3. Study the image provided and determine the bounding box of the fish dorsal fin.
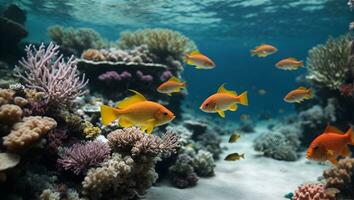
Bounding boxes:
[324,124,344,134]
[116,90,147,109]
[287,57,297,61]
[297,86,307,90]
[190,50,200,55]
[168,76,181,83]
[217,84,237,96]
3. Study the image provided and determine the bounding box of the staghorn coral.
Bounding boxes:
[2,116,57,151]
[48,25,109,56]
[306,34,352,90]
[323,158,354,197]
[82,153,158,199]
[293,183,335,200]
[0,104,23,124]
[168,154,199,188]
[107,127,179,157]
[192,150,215,177]
[14,42,89,107]
[57,140,110,175]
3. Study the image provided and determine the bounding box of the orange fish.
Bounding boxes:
[306,125,354,165]
[200,84,248,118]
[276,58,304,70]
[100,90,175,134]
[157,76,186,96]
[250,44,278,57]
[284,87,313,103]
[184,50,215,69]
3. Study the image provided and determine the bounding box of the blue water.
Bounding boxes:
[2,0,352,119]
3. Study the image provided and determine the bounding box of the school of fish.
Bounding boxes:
[100,43,346,165]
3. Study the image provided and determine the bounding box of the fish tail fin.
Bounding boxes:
[300,61,305,67]
[346,127,354,144]
[181,82,187,88]
[238,91,248,106]
[100,105,120,125]
[183,54,193,65]
[241,153,245,159]
[305,89,314,99]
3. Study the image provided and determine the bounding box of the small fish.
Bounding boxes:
[224,153,245,161]
[250,44,278,57]
[276,58,304,70]
[306,124,354,165]
[240,114,250,121]
[200,84,248,118]
[284,87,313,103]
[100,90,175,134]
[228,133,241,143]
[157,76,186,96]
[258,89,267,96]
[184,50,215,69]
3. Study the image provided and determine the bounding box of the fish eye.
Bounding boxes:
[313,145,319,150]
[205,103,209,107]
[163,112,168,116]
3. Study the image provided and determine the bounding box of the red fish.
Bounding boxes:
[306,125,354,165]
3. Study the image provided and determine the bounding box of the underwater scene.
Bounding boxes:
[0,0,354,199]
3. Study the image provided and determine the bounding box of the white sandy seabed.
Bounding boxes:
[145,124,329,200]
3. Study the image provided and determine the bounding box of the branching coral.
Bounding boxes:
[48,25,109,56]
[14,42,89,106]
[293,183,335,200]
[118,28,197,63]
[57,140,110,175]
[107,127,179,157]
[323,158,354,197]
[2,116,57,151]
[306,34,352,90]
[82,153,158,199]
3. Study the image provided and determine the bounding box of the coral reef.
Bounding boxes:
[48,25,109,56]
[57,140,110,175]
[118,28,197,65]
[306,34,352,90]
[323,158,354,198]
[253,123,301,161]
[293,183,335,200]
[3,116,57,151]
[192,150,215,177]
[168,154,199,188]
[0,152,20,182]
[107,127,179,157]
[15,42,88,107]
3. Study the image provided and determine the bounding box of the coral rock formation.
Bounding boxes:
[293,183,335,200]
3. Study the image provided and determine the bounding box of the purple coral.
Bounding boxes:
[57,140,110,175]
[160,70,173,82]
[98,71,132,81]
[136,70,153,82]
[15,42,88,106]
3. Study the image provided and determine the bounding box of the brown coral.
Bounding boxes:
[2,116,57,151]
[0,89,15,106]
[81,49,105,61]
[323,158,354,196]
[0,104,23,124]
[107,127,179,157]
[14,96,28,107]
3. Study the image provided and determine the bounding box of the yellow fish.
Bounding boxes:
[157,76,186,96]
[100,90,175,134]
[276,58,304,70]
[284,87,313,103]
[228,133,241,143]
[224,153,245,161]
[250,44,278,57]
[200,84,248,118]
[184,50,215,69]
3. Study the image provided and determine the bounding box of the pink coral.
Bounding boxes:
[136,70,153,82]
[14,42,88,106]
[98,71,132,81]
[339,83,354,97]
[160,70,173,82]
[293,183,334,200]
